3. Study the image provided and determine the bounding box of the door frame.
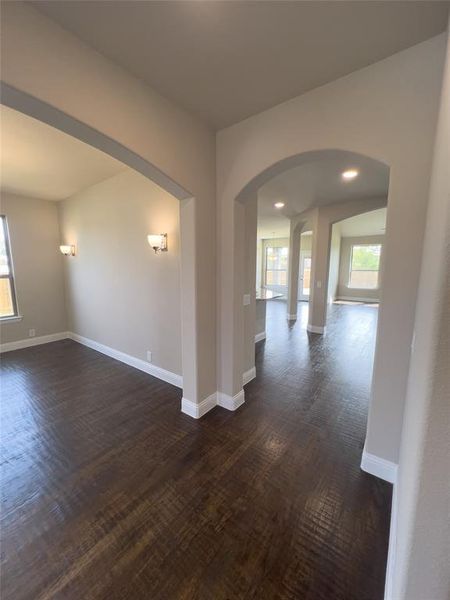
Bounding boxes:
[298,250,312,302]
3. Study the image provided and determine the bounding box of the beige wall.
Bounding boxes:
[256,238,263,290]
[389,24,450,600]
[59,169,182,375]
[0,193,66,343]
[1,2,216,405]
[243,197,257,375]
[217,34,445,463]
[299,233,312,254]
[327,225,341,303]
[337,235,385,302]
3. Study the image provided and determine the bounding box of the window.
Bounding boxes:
[265,246,288,286]
[0,216,18,318]
[349,244,381,289]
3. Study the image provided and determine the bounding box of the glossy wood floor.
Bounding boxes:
[1,301,391,600]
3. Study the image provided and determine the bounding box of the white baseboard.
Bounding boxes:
[243,366,256,385]
[361,447,398,484]
[68,332,183,389]
[384,481,398,600]
[307,324,326,334]
[181,393,217,419]
[254,331,266,343]
[0,331,69,353]
[287,313,297,320]
[336,296,379,303]
[2,330,247,420]
[217,389,245,411]
[182,389,245,418]
[361,445,399,600]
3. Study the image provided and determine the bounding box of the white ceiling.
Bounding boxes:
[257,150,389,238]
[0,105,126,201]
[31,1,449,129]
[338,208,386,237]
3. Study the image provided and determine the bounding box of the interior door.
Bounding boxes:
[298,253,312,301]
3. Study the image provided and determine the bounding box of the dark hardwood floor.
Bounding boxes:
[1,301,391,600]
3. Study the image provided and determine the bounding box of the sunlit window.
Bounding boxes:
[265,246,288,286]
[349,244,381,289]
[0,216,18,318]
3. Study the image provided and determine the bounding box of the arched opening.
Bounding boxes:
[0,83,199,409]
[234,150,390,404]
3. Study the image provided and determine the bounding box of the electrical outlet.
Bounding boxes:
[243,294,251,306]
[146,351,152,363]
[29,329,36,338]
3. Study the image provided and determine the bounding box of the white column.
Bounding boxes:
[308,209,331,334]
[216,193,250,410]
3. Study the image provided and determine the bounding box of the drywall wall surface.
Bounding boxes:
[299,233,312,253]
[243,197,258,374]
[59,169,182,375]
[327,225,341,303]
[0,192,66,342]
[390,23,450,600]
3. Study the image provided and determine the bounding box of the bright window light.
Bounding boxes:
[348,244,381,289]
[0,216,18,318]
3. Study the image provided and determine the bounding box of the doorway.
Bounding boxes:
[298,251,312,301]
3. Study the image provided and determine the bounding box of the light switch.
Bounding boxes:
[243,294,251,306]
[317,281,322,288]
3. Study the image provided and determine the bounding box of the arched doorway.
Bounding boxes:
[222,149,390,409]
[0,82,200,411]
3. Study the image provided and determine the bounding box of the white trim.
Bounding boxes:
[287,314,297,320]
[181,393,217,419]
[0,315,23,323]
[336,296,379,303]
[254,331,266,343]
[384,482,398,600]
[360,447,398,484]
[217,389,245,411]
[243,366,256,385]
[68,332,183,388]
[182,389,246,418]
[307,324,326,334]
[0,331,69,353]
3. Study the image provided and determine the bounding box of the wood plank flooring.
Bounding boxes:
[1,301,391,599]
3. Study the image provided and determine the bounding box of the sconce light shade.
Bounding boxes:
[60,244,75,256]
[147,233,168,253]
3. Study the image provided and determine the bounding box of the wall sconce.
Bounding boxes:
[147,234,168,254]
[60,245,76,256]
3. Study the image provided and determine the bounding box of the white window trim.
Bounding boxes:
[348,243,381,290]
[0,215,20,320]
[0,315,23,323]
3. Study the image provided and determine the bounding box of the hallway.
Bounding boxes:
[1,302,391,600]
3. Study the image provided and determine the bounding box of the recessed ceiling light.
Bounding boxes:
[274,202,285,209]
[342,169,359,180]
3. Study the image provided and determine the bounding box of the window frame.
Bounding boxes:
[0,215,19,320]
[348,242,382,290]
[265,245,289,287]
